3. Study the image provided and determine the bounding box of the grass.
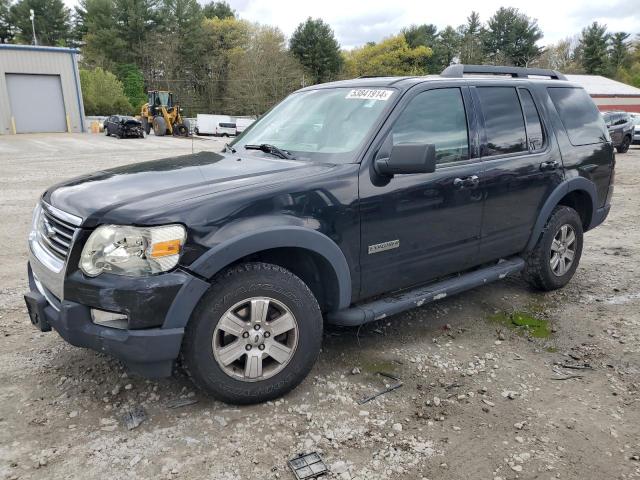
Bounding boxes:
[489,310,552,339]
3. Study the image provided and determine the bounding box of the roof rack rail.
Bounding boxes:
[441,64,567,81]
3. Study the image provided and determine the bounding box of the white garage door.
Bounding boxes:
[6,74,67,133]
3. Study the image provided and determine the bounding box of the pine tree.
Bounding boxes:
[289,17,342,84]
[202,0,233,19]
[9,0,71,46]
[483,7,542,66]
[459,11,484,64]
[579,22,610,75]
[0,0,12,43]
[609,32,631,72]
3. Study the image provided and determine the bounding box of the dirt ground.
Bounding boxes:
[0,133,638,480]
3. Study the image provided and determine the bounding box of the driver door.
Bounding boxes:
[358,86,485,299]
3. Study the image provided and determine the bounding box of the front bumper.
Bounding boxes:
[24,287,183,377]
[26,260,209,377]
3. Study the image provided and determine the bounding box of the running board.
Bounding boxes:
[328,257,525,326]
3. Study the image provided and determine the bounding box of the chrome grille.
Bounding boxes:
[37,203,79,261]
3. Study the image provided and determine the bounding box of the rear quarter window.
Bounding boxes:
[547,87,607,146]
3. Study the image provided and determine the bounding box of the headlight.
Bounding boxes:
[79,224,186,277]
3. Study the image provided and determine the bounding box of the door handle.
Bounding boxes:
[540,160,559,171]
[453,175,480,189]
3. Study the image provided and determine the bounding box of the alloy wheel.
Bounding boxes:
[550,224,576,276]
[212,297,299,382]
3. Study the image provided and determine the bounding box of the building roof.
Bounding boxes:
[565,74,640,97]
[0,44,79,54]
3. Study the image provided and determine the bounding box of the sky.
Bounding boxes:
[64,0,640,50]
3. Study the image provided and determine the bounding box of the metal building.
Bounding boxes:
[0,44,85,135]
[565,74,640,113]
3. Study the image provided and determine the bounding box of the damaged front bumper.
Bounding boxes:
[25,264,186,377]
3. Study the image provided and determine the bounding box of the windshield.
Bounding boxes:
[633,116,640,126]
[231,87,396,162]
[158,92,170,106]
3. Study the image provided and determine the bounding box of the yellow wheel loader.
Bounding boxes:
[140,90,190,137]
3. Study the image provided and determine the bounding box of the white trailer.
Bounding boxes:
[195,114,236,136]
[235,117,255,134]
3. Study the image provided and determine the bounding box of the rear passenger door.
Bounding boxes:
[472,85,563,263]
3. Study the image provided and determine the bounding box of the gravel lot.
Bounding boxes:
[0,134,638,480]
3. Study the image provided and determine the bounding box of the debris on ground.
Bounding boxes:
[167,398,199,409]
[357,372,403,405]
[287,452,329,479]
[121,405,147,430]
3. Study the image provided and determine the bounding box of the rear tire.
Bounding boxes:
[181,262,323,404]
[104,126,109,136]
[523,205,583,291]
[152,116,166,136]
[616,136,631,153]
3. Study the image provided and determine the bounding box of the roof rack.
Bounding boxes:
[441,64,567,81]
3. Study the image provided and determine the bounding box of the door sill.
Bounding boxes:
[327,256,525,326]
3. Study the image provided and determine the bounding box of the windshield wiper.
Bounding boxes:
[244,143,295,160]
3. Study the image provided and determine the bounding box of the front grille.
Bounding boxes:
[37,204,79,261]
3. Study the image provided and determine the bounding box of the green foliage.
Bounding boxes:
[609,32,631,72]
[579,22,610,75]
[458,12,484,64]
[80,67,133,115]
[290,17,342,84]
[483,7,542,66]
[115,63,147,110]
[0,0,13,43]
[226,24,304,115]
[202,0,233,19]
[343,35,432,77]
[401,23,437,50]
[9,0,71,46]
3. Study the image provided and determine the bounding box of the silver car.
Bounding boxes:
[632,114,640,145]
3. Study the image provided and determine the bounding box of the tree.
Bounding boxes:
[609,32,631,73]
[483,7,542,66]
[289,17,342,84]
[402,23,437,50]
[0,0,13,43]
[76,0,122,68]
[458,11,484,64]
[434,26,461,70]
[342,35,432,77]
[9,0,71,46]
[534,37,581,73]
[199,17,250,112]
[80,67,132,115]
[227,24,304,115]
[579,22,609,75]
[202,0,233,19]
[115,63,147,110]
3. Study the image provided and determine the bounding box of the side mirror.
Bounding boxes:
[374,143,436,176]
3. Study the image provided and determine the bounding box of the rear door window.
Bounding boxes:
[548,87,606,146]
[477,87,527,156]
[518,88,545,152]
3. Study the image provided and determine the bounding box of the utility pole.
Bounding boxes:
[29,9,37,45]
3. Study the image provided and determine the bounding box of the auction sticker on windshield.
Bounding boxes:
[346,89,394,101]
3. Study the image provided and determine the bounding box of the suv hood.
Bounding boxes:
[44,151,329,225]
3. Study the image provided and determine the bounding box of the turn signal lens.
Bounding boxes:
[151,239,182,258]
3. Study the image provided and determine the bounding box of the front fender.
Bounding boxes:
[525,177,598,251]
[190,226,352,307]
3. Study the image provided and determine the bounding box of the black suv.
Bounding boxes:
[602,111,634,153]
[25,65,614,404]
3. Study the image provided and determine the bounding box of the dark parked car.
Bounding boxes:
[25,65,614,404]
[602,111,634,153]
[104,115,145,138]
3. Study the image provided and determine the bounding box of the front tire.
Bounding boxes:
[181,262,323,404]
[152,116,166,136]
[523,205,583,291]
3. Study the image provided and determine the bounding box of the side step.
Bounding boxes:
[328,256,525,326]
